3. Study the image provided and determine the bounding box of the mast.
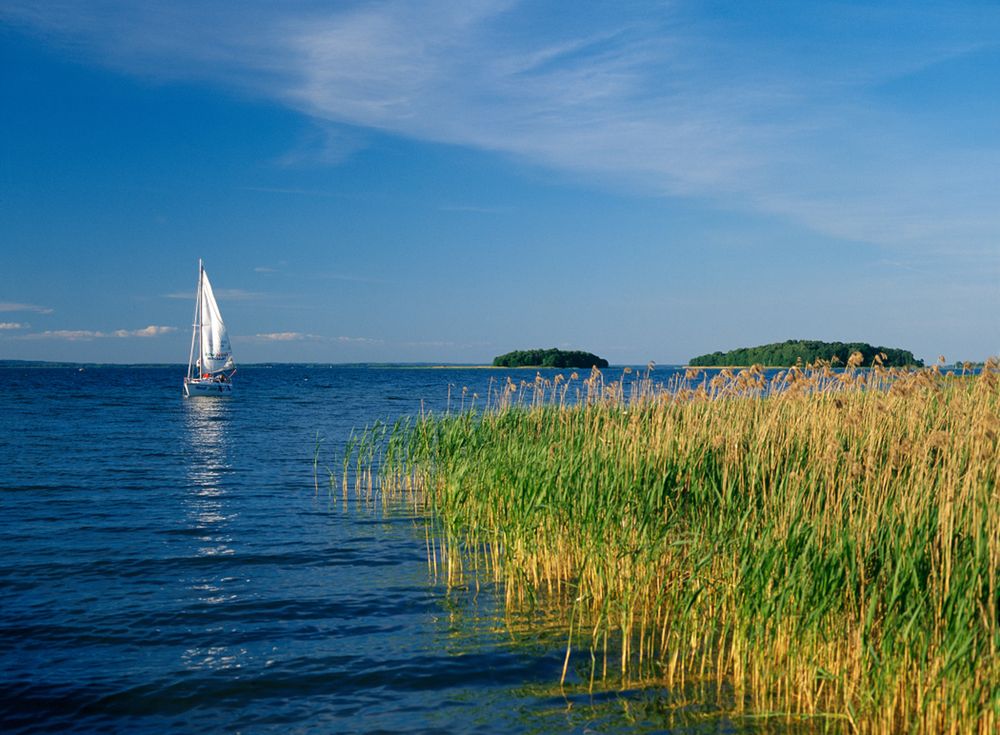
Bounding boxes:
[186,259,203,381]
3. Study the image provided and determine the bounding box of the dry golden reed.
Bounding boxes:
[353,359,999,733]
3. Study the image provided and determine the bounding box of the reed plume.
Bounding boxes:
[357,360,999,733]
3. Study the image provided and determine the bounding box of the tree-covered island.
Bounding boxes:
[493,348,609,369]
[689,340,923,368]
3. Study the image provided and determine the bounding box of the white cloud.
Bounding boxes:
[0,302,54,314]
[113,325,177,337]
[20,325,176,340]
[253,331,312,341]
[165,288,265,300]
[3,1,999,253]
[252,260,288,273]
[0,322,28,330]
[245,332,382,343]
[272,123,367,167]
[215,288,265,301]
[25,330,106,340]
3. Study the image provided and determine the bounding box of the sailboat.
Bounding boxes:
[183,260,236,397]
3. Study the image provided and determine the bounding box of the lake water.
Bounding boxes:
[1,365,762,734]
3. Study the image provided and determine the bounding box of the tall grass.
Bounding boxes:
[354,359,999,733]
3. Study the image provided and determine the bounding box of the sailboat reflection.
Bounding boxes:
[182,398,246,671]
[184,397,235,557]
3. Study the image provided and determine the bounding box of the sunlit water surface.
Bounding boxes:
[1,366,791,734]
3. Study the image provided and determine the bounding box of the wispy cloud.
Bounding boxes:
[23,330,105,341]
[0,322,28,330]
[164,288,266,301]
[336,335,381,344]
[253,260,287,274]
[252,331,315,342]
[216,288,266,301]
[0,301,54,314]
[3,1,999,252]
[243,332,382,344]
[272,124,367,167]
[114,325,177,337]
[19,325,177,340]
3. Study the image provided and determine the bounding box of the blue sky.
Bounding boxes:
[2,1,998,365]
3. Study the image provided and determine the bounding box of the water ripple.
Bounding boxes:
[0,365,698,735]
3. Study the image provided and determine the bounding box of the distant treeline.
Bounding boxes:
[493,348,609,369]
[689,340,924,368]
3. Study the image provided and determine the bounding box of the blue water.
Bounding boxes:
[1,365,764,734]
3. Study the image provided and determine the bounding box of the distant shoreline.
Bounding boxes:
[1,360,963,371]
[0,360,632,370]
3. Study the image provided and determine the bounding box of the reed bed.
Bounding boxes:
[347,359,999,733]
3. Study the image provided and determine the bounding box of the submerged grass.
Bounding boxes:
[348,359,999,733]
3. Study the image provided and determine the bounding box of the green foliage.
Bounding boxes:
[365,364,1000,732]
[689,339,923,367]
[493,348,609,369]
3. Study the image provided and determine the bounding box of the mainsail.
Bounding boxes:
[199,270,233,373]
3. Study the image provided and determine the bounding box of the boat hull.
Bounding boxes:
[183,379,234,397]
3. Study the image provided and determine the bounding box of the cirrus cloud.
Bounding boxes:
[253,331,313,341]
[245,332,382,344]
[164,288,266,301]
[2,0,999,259]
[114,325,178,337]
[24,330,106,341]
[0,301,54,314]
[19,325,177,340]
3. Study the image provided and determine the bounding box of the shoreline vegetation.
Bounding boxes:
[493,348,609,369]
[690,340,924,368]
[2,360,598,370]
[338,357,999,733]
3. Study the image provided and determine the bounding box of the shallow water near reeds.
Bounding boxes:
[1,365,810,734]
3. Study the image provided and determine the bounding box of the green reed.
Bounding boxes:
[348,359,999,733]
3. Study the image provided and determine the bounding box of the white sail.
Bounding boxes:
[198,270,234,374]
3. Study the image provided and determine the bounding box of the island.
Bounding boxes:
[689,340,923,368]
[493,348,609,369]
